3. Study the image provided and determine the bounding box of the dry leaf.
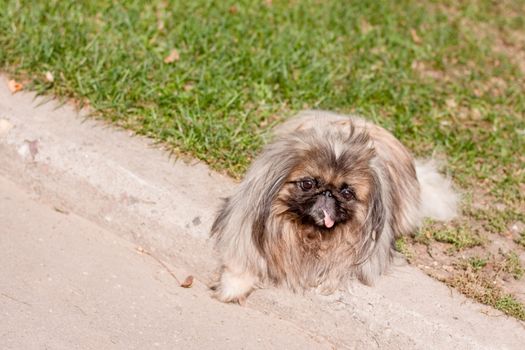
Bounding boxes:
[410,29,422,44]
[360,19,373,35]
[180,275,194,288]
[53,206,69,215]
[27,140,39,159]
[7,79,23,93]
[471,108,482,120]
[445,98,457,109]
[164,49,180,63]
[45,71,54,82]
[183,83,194,91]
[229,5,238,14]
[157,19,165,31]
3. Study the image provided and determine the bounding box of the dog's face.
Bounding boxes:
[273,140,377,235]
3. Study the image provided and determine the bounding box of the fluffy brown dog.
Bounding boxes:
[211,110,458,303]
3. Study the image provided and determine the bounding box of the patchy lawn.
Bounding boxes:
[1,0,523,320]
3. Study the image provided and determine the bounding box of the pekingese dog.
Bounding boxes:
[211,110,458,304]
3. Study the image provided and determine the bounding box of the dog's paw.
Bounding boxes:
[210,268,256,305]
[212,288,248,306]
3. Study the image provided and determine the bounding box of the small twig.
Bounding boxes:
[136,246,181,285]
[74,304,87,316]
[480,309,505,318]
[1,292,32,307]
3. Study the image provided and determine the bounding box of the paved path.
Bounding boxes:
[0,175,328,349]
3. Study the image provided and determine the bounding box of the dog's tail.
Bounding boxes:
[415,159,459,222]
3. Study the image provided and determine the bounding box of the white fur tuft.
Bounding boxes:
[416,160,459,221]
[213,268,256,304]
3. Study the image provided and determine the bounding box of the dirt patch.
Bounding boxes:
[442,1,525,75]
[492,30,525,75]
[400,193,525,320]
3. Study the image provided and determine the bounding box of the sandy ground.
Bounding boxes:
[1,75,524,349]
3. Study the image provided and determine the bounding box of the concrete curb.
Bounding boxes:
[1,76,523,349]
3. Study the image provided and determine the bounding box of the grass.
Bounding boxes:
[517,233,525,248]
[415,220,485,251]
[448,271,525,321]
[0,0,524,319]
[495,296,525,321]
[1,1,523,185]
[432,225,484,251]
[447,251,525,321]
[468,256,488,271]
[467,207,525,236]
[503,251,524,280]
[394,236,413,261]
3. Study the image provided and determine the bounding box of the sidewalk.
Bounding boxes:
[1,76,524,349]
[0,175,329,349]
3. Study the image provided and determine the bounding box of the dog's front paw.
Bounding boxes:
[211,268,256,305]
[212,288,248,306]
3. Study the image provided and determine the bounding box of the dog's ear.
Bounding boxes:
[248,138,300,253]
[355,166,387,285]
[365,170,386,242]
[210,134,300,261]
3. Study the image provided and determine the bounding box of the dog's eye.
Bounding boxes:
[299,179,314,191]
[340,187,356,200]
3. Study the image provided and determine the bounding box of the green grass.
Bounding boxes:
[394,236,414,260]
[468,256,488,271]
[517,233,525,248]
[467,207,525,236]
[1,0,523,190]
[1,0,524,319]
[433,225,484,251]
[495,296,525,321]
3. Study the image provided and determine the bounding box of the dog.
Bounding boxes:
[211,110,458,303]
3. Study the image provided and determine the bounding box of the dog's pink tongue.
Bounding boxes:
[322,209,334,228]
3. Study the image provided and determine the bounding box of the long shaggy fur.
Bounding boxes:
[211,110,458,303]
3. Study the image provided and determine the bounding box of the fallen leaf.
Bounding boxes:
[164,49,180,63]
[445,98,457,109]
[180,275,194,288]
[410,28,422,44]
[360,19,373,34]
[411,60,422,70]
[471,108,482,120]
[53,206,69,215]
[157,19,165,31]
[229,5,238,14]
[183,83,194,91]
[45,71,54,82]
[7,79,23,93]
[26,139,39,159]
